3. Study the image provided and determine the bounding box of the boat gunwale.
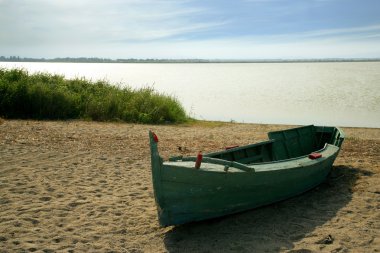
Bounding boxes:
[169,126,345,167]
[164,143,339,173]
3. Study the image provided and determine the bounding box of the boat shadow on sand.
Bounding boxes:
[164,165,371,252]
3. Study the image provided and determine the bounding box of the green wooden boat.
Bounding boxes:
[149,125,344,227]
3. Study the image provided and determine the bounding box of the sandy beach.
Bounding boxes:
[0,119,379,252]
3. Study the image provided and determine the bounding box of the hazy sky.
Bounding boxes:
[1,0,380,59]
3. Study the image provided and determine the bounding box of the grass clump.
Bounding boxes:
[0,68,188,124]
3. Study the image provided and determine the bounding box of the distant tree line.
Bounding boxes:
[1,56,379,63]
[0,56,212,63]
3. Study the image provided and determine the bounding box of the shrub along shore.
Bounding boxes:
[0,68,188,124]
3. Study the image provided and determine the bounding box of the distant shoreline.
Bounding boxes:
[1,56,380,64]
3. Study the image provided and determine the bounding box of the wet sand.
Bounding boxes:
[0,120,379,252]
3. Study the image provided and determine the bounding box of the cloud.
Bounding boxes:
[0,0,227,46]
[232,24,380,46]
[297,24,380,38]
[1,0,379,59]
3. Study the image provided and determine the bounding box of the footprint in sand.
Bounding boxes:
[56,193,65,198]
[13,221,22,227]
[0,198,11,204]
[53,237,62,243]
[23,218,39,225]
[39,196,52,201]
[46,187,55,192]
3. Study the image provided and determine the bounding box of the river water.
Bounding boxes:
[1,61,379,128]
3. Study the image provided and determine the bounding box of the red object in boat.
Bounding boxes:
[152,132,159,143]
[309,152,322,159]
[195,152,203,169]
[225,145,239,150]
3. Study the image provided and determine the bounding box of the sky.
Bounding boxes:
[1,0,380,59]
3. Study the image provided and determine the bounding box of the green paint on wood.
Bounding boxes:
[149,125,345,227]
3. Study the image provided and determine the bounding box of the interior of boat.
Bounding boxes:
[204,125,344,164]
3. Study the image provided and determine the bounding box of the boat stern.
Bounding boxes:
[148,131,170,226]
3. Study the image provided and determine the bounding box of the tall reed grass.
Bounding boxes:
[0,68,188,123]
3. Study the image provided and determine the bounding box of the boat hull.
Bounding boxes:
[158,147,339,226]
[149,126,344,227]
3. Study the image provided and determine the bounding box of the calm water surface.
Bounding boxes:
[2,62,379,128]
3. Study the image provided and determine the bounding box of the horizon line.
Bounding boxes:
[1,56,380,63]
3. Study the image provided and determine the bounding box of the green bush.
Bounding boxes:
[0,68,188,124]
